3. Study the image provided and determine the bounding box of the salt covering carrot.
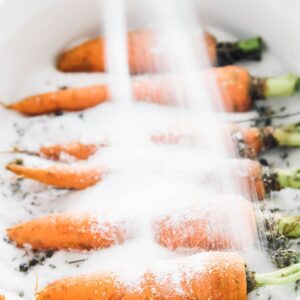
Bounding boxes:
[36,252,247,300]
[206,159,300,200]
[234,159,266,200]
[154,196,257,250]
[154,199,300,264]
[57,29,263,73]
[151,122,300,158]
[36,252,300,300]
[130,66,252,110]
[231,123,300,158]
[5,156,296,197]
[7,213,128,251]
[133,67,300,112]
[6,164,102,190]
[239,159,300,196]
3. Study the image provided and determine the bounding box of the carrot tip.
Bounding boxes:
[0,175,24,181]
[0,101,9,109]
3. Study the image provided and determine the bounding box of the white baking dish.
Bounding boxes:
[0,0,300,299]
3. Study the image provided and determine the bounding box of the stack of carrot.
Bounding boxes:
[3,28,300,300]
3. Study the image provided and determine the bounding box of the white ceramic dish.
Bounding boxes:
[1,0,300,299]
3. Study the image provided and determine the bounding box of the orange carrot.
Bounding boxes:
[7,213,128,251]
[39,142,100,160]
[57,29,263,73]
[57,31,215,73]
[36,252,247,300]
[209,158,300,200]
[206,66,252,111]
[133,66,256,111]
[129,66,251,111]
[36,251,300,300]
[7,66,298,115]
[58,38,106,72]
[230,125,275,158]
[151,124,279,159]
[229,159,266,200]
[6,85,109,116]
[154,197,257,251]
[6,142,105,161]
[6,164,102,190]
[133,67,300,112]
[4,66,250,114]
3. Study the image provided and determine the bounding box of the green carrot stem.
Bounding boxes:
[272,123,300,147]
[254,262,300,287]
[216,36,263,66]
[236,37,263,54]
[277,215,300,238]
[275,167,300,189]
[265,74,300,98]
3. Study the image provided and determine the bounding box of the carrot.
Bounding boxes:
[155,196,257,251]
[58,38,106,72]
[128,66,252,110]
[230,123,300,158]
[39,142,99,160]
[230,125,276,158]
[133,67,300,112]
[233,159,266,200]
[152,122,300,158]
[7,213,128,251]
[21,142,100,161]
[6,85,109,116]
[238,159,300,198]
[3,141,106,161]
[6,164,102,189]
[36,252,247,300]
[57,29,263,73]
[154,199,300,268]
[36,252,300,300]
[6,66,299,115]
[5,156,295,197]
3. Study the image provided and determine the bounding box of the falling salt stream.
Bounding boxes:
[97,0,263,294]
[0,0,298,299]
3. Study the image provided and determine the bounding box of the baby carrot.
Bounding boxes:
[232,122,300,158]
[6,164,102,189]
[207,67,300,112]
[228,159,300,200]
[6,66,299,115]
[151,122,300,159]
[36,252,300,300]
[154,198,300,255]
[39,142,99,160]
[6,85,109,116]
[57,29,263,73]
[7,142,102,161]
[155,196,257,251]
[7,213,128,251]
